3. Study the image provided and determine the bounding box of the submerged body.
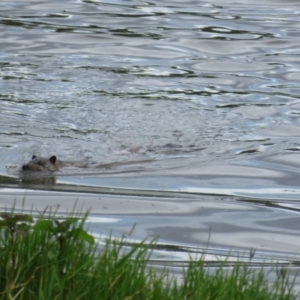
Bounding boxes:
[21,154,154,173]
[21,144,201,173]
[22,155,66,172]
[21,154,131,173]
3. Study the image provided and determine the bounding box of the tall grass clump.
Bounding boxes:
[177,258,296,300]
[0,207,297,300]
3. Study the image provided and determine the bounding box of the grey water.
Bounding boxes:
[2,0,300,286]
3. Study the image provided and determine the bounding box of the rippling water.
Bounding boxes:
[1,0,300,286]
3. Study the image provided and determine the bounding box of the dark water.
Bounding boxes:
[2,0,300,286]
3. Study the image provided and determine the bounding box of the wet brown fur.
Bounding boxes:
[22,155,65,172]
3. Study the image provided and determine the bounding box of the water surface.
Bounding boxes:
[1,0,300,286]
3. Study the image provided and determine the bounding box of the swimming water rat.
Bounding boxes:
[21,154,140,173]
[21,145,197,173]
[22,155,65,172]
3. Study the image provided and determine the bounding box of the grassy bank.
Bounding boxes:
[0,208,297,300]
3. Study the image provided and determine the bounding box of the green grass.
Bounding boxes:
[0,207,297,300]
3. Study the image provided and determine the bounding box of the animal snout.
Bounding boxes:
[22,164,29,171]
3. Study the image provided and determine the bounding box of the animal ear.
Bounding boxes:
[32,155,36,159]
[49,156,57,165]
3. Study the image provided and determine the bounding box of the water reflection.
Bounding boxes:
[1,188,300,264]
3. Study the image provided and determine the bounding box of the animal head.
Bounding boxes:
[22,155,59,172]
